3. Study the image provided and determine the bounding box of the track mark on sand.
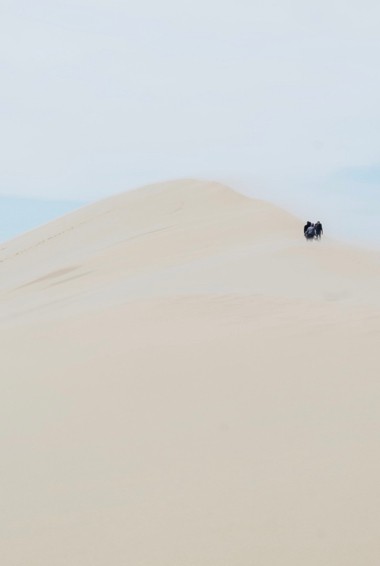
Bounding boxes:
[16,266,81,290]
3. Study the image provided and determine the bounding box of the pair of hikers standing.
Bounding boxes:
[304,221,323,240]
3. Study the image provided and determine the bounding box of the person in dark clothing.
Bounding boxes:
[304,221,311,235]
[315,221,323,239]
[305,224,316,240]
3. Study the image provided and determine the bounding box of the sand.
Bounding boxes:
[1,179,380,565]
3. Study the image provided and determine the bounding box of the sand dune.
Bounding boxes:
[1,179,380,565]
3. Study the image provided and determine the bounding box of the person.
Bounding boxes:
[305,223,316,240]
[304,221,311,235]
[315,221,323,239]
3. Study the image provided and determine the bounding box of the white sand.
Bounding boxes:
[1,179,380,565]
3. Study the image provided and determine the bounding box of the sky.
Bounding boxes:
[1,1,380,245]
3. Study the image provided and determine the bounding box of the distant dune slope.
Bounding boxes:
[1,179,380,324]
[1,180,380,565]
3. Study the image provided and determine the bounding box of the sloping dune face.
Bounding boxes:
[1,179,380,565]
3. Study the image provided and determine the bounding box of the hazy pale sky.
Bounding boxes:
[1,1,380,243]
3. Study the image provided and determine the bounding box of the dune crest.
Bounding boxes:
[1,179,380,565]
[1,179,379,323]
